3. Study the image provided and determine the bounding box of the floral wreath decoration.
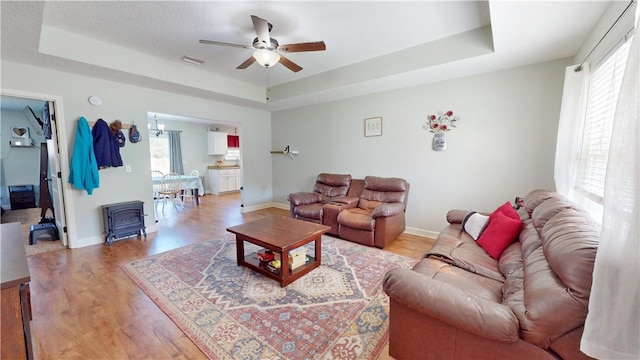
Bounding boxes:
[423,110,460,133]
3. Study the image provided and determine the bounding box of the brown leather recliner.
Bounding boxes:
[337,176,409,248]
[288,173,353,226]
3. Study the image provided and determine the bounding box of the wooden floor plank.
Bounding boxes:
[27,192,435,359]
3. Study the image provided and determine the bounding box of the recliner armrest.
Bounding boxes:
[371,203,405,218]
[383,267,519,343]
[446,209,470,224]
[329,196,359,206]
[288,192,321,206]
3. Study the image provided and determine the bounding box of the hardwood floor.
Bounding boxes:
[27,193,435,359]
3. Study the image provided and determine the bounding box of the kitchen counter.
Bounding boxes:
[207,165,240,170]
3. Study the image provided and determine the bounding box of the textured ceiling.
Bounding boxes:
[1,1,611,112]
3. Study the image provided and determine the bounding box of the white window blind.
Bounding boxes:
[575,39,631,221]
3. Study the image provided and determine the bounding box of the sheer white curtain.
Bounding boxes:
[580,13,640,359]
[554,63,590,197]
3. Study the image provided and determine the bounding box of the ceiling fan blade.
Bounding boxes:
[251,15,271,48]
[236,56,256,69]
[200,39,253,50]
[279,55,303,72]
[278,41,326,53]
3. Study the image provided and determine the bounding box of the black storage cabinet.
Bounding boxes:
[8,185,36,210]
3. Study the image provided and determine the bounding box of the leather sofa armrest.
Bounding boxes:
[446,209,469,224]
[383,267,519,343]
[288,192,321,206]
[329,196,359,206]
[371,203,405,218]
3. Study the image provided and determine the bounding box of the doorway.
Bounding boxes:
[146,111,244,211]
[0,91,69,247]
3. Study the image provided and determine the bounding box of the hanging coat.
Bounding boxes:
[92,118,123,168]
[68,116,100,194]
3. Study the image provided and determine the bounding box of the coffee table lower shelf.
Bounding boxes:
[226,216,330,287]
[243,251,318,285]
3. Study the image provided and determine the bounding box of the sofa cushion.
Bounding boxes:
[507,196,599,349]
[541,208,599,300]
[477,211,522,259]
[426,224,505,282]
[412,258,504,303]
[523,190,564,216]
[312,173,351,200]
[358,176,408,210]
[462,211,489,240]
[337,208,375,231]
[493,201,520,220]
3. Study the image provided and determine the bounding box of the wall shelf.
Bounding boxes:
[271,146,299,159]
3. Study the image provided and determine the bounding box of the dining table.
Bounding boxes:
[152,175,205,206]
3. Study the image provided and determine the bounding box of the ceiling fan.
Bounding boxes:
[199,15,326,73]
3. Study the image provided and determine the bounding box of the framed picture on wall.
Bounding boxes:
[364,117,382,137]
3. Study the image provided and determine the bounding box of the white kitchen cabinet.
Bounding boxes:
[208,168,241,194]
[207,132,228,155]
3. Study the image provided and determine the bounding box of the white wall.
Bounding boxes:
[1,61,272,248]
[0,108,46,207]
[271,58,571,236]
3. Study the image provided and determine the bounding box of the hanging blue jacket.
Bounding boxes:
[92,118,123,168]
[68,117,100,194]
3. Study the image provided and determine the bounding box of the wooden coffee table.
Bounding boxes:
[227,216,330,287]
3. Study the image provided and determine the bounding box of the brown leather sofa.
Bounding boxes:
[383,189,600,359]
[288,174,408,247]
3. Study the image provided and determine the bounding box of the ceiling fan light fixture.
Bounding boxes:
[253,49,280,68]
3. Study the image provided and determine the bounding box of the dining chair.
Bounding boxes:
[157,173,183,212]
[181,170,200,203]
[151,170,164,207]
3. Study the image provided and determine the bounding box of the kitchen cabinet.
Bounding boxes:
[208,132,228,155]
[208,168,241,194]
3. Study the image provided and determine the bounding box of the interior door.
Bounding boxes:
[45,101,68,246]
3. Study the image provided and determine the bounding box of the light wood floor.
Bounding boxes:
[27,193,435,359]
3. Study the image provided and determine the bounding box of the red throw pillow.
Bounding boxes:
[477,211,522,259]
[492,201,520,220]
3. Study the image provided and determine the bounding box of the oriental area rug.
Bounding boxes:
[121,234,417,360]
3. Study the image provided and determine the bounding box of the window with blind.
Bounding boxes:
[575,39,631,222]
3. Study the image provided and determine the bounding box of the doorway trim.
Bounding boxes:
[1,88,76,247]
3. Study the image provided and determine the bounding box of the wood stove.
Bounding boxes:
[101,201,146,245]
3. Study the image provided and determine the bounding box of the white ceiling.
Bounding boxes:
[1,1,611,112]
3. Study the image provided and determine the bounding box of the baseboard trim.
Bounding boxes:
[242,202,288,213]
[70,224,158,249]
[404,227,439,239]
